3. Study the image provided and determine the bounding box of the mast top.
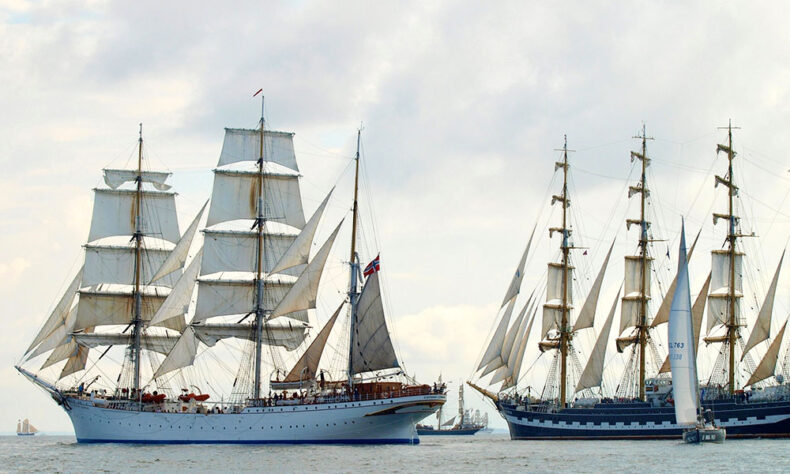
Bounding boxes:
[633,123,654,143]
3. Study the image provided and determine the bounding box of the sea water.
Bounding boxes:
[0,432,787,473]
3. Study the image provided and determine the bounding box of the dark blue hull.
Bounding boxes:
[499,399,790,440]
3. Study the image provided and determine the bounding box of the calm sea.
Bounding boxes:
[0,432,788,473]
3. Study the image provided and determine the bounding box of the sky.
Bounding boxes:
[2,0,790,433]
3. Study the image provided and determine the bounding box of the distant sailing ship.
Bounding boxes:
[417,383,486,435]
[470,124,790,439]
[16,101,445,444]
[16,419,38,436]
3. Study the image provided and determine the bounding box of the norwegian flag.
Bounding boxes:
[363,254,380,277]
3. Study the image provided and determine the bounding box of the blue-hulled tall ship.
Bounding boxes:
[469,124,790,439]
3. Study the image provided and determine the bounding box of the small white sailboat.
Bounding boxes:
[16,419,38,436]
[668,222,725,444]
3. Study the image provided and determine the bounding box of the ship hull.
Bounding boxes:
[499,400,790,440]
[416,427,482,436]
[65,394,444,444]
[16,433,35,436]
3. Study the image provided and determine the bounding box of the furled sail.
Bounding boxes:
[350,271,399,375]
[270,220,343,318]
[281,302,344,383]
[575,288,621,393]
[150,201,207,283]
[668,226,699,427]
[270,188,334,275]
[651,228,701,328]
[501,225,536,307]
[620,255,652,333]
[477,298,516,371]
[745,320,788,387]
[707,249,743,331]
[573,240,615,331]
[742,251,784,358]
[25,267,83,355]
[103,169,172,191]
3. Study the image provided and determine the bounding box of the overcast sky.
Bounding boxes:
[2,0,790,433]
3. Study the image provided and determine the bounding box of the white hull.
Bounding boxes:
[64,394,444,444]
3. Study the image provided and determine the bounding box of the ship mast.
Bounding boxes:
[557,135,571,408]
[131,123,144,394]
[347,128,362,389]
[635,125,653,401]
[722,121,739,394]
[253,96,266,399]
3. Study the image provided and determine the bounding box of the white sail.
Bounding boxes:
[72,333,178,355]
[205,168,305,229]
[502,306,537,390]
[543,262,573,338]
[668,225,699,427]
[150,201,207,283]
[83,240,177,288]
[281,302,344,382]
[573,240,615,331]
[707,249,743,331]
[442,416,456,427]
[575,288,621,393]
[477,298,516,371]
[350,271,399,375]
[193,319,307,348]
[26,267,83,355]
[270,188,334,275]
[201,227,300,277]
[87,188,180,244]
[659,273,711,374]
[217,128,299,171]
[745,320,788,387]
[489,297,535,384]
[650,229,701,328]
[742,251,784,358]
[270,220,343,319]
[153,326,199,379]
[501,225,536,307]
[27,306,77,359]
[620,255,652,333]
[482,293,532,378]
[60,344,89,379]
[193,275,303,322]
[149,250,203,327]
[103,168,172,191]
[73,286,174,330]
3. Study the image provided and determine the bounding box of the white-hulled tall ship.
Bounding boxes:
[470,124,790,439]
[16,101,445,444]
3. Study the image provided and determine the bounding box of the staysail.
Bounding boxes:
[668,224,699,427]
[575,288,621,393]
[350,271,399,374]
